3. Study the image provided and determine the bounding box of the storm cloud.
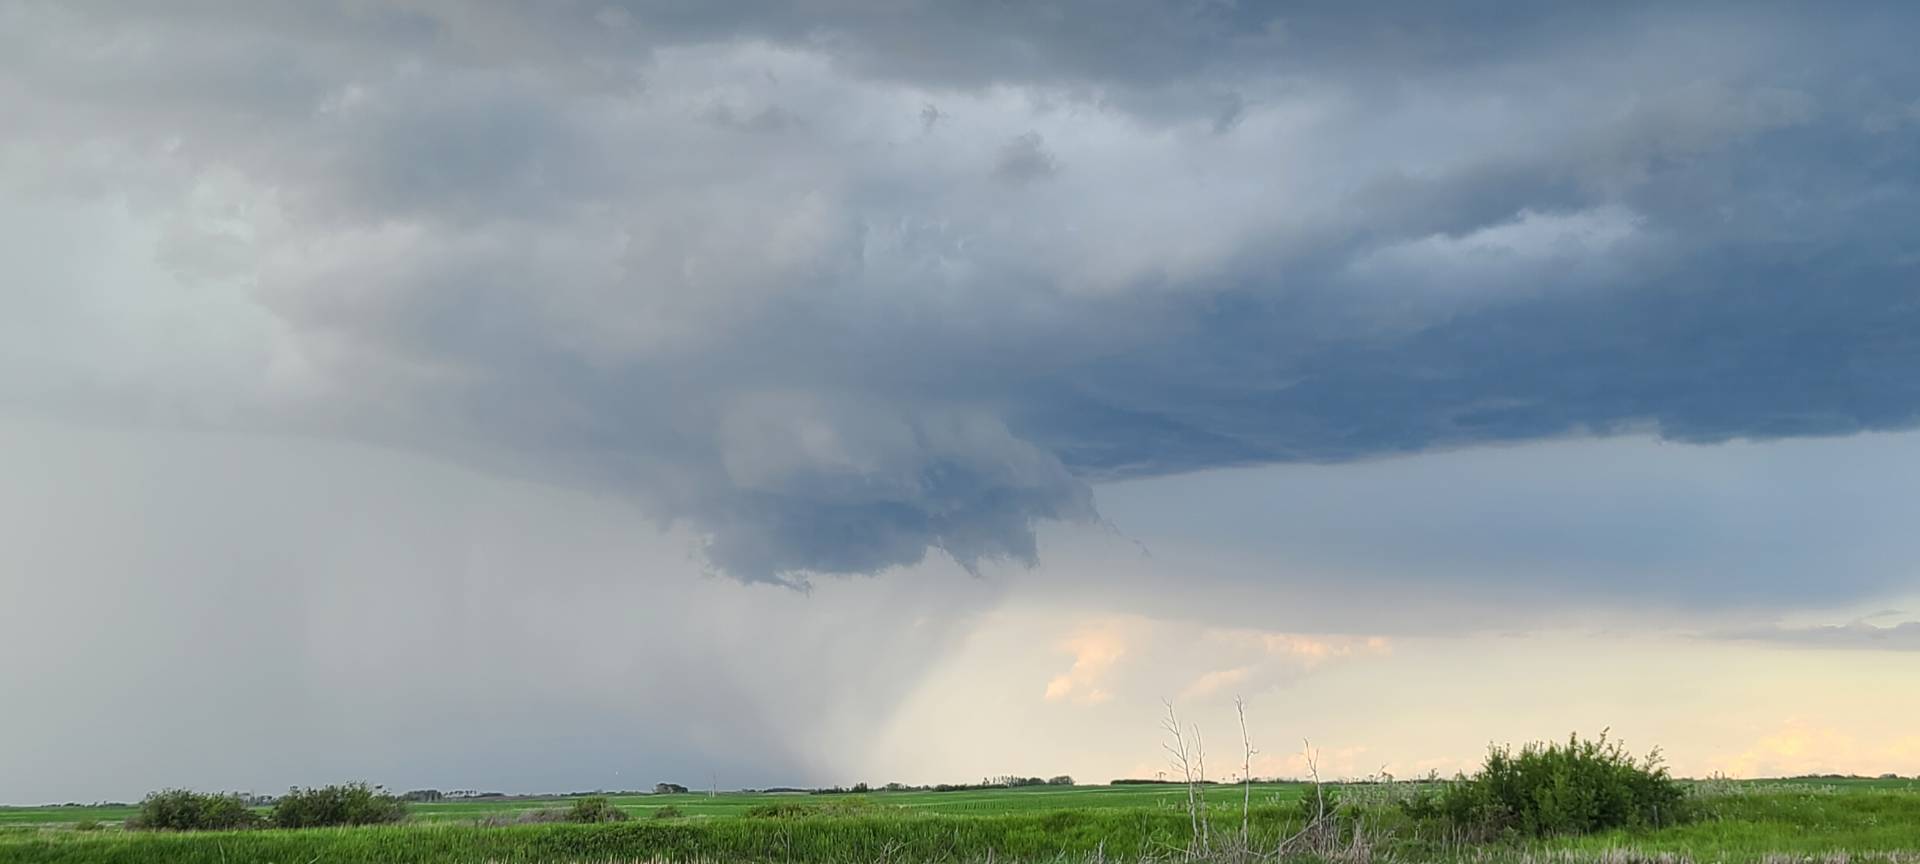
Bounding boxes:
[5,2,1920,583]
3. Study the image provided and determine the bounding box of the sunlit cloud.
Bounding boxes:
[1044,620,1132,705]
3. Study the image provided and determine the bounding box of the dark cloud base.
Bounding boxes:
[6,1,1920,584]
[1026,255,1920,478]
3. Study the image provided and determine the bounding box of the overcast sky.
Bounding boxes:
[5,1,1920,804]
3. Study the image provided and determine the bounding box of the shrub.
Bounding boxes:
[1393,783,1445,821]
[127,789,263,831]
[478,808,567,827]
[271,783,407,829]
[1435,732,1686,838]
[71,820,103,832]
[744,800,822,819]
[653,805,685,819]
[565,796,630,823]
[1298,782,1342,822]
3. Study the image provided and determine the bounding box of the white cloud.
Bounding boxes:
[1349,205,1648,299]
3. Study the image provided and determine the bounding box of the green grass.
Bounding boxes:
[401,783,1312,822]
[1546,788,1920,857]
[0,806,140,828]
[0,784,1312,827]
[0,806,1289,863]
[1,780,1915,863]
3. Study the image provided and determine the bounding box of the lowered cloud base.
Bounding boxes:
[6,2,1920,582]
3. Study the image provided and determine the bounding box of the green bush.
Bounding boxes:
[71,820,103,832]
[477,808,566,827]
[272,783,408,829]
[126,789,263,831]
[652,805,685,819]
[1297,781,1341,822]
[565,796,629,823]
[1435,732,1686,837]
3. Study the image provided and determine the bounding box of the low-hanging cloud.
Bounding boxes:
[1711,619,1920,652]
[5,2,1920,583]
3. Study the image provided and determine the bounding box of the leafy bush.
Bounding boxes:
[478,808,566,827]
[1435,732,1686,837]
[565,796,629,823]
[1297,782,1342,822]
[271,783,407,829]
[71,820,103,832]
[1392,783,1445,821]
[653,805,685,819]
[127,789,263,831]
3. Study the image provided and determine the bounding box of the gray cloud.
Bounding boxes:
[1710,620,1920,651]
[5,2,1920,587]
[992,132,1058,184]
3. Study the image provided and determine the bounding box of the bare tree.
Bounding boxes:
[1161,700,1209,854]
[1280,738,1337,858]
[1236,696,1257,848]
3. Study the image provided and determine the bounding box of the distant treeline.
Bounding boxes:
[806,776,1075,794]
[17,801,133,809]
[1787,773,1909,781]
[393,776,1083,803]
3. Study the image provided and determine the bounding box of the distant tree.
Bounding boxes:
[1047,775,1075,786]
[991,776,1047,787]
[654,782,689,794]
[401,789,444,803]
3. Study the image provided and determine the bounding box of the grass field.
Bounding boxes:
[2,779,1917,863]
[0,782,1315,827]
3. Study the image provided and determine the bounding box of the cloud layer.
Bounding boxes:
[1714,619,1920,651]
[6,2,1920,582]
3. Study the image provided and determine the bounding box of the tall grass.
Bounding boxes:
[0,807,1291,864]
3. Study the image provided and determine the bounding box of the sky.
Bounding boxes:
[3,1,1920,804]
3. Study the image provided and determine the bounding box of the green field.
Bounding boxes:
[0,783,1312,827]
[2,779,1917,863]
